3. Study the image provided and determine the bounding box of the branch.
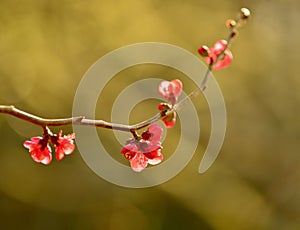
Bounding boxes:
[0,8,250,134]
[0,105,161,132]
[0,105,83,127]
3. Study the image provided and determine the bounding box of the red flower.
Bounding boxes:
[54,130,76,161]
[121,124,163,172]
[198,40,233,70]
[158,79,182,105]
[23,137,52,165]
[23,129,76,165]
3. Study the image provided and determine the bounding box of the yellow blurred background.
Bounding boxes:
[1,0,300,229]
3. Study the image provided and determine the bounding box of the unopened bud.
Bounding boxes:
[240,8,251,19]
[198,45,209,57]
[226,19,237,28]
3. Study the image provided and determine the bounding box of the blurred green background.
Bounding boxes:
[1,0,300,229]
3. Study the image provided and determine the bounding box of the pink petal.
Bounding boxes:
[23,141,33,149]
[23,137,42,149]
[158,81,172,99]
[40,146,52,165]
[148,124,163,142]
[158,79,183,100]
[170,79,182,97]
[30,144,52,165]
[41,157,51,165]
[55,143,75,161]
[205,52,217,65]
[144,147,163,160]
[59,139,75,155]
[121,142,138,153]
[56,147,65,161]
[213,40,228,54]
[147,151,163,165]
[130,152,148,172]
[213,50,233,70]
[62,143,75,155]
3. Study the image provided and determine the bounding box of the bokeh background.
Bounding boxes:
[1,0,299,229]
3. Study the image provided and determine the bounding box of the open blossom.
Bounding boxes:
[23,129,75,165]
[158,79,182,105]
[158,79,182,128]
[23,137,52,165]
[121,124,163,172]
[54,130,76,161]
[198,40,233,70]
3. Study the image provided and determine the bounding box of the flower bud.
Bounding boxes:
[198,45,209,57]
[240,8,250,19]
[226,19,236,28]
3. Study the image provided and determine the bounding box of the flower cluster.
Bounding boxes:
[198,40,233,70]
[121,79,183,172]
[158,79,183,128]
[121,124,163,172]
[23,129,75,165]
